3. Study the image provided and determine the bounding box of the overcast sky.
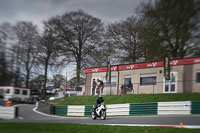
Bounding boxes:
[0,0,144,79]
[0,0,143,30]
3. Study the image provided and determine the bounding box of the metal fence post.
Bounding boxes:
[110,84,111,95]
[153,84,154,94]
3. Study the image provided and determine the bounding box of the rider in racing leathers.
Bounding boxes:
[94,95,104,110]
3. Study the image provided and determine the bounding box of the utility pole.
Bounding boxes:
[106,57,111,95]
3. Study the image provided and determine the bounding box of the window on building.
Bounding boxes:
[124,75,132,85]
[140,73,157,86]
[103,76,117,87]
[14,89,20,95]
[22,90,28,95]
[196,71,200,83]
[6,89,10,94]
[163,72,178,93]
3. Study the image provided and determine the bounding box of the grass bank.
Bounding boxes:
[0,123,199,133]
[50,93,200,105]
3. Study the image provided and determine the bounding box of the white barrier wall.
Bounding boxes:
[53,101,196,117]
[66,104,130,116]
[67,105,85,116]
[158,101,191,115]
[106,104,130,116]
[0,106,16,119]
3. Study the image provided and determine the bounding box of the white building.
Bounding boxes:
[0,86,31,101]
[85,57,200,95]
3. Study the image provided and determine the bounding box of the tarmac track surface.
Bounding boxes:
[1,104,200,128]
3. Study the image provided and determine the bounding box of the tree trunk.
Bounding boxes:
[76,58,81,87]
[43,58,49,95]
[25,70,30,88]
[0,53,7,86]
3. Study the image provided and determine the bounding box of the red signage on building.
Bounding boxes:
[118,61,163,71]
[85,57,200,74]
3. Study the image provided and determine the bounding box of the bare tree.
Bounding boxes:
[0,23,8,85]
[0,22,17,86]
[48,10,104,86]
[84,40,117,67]
[29,75,44,90]
[107,16,144,64]
[38,21,61,95]
[14,21,40,88]
[137,0,200,59]
[50,74,66,88]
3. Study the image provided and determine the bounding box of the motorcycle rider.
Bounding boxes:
[92,95,106,120]
[94,95,104,110]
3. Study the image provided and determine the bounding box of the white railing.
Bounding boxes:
[67,105,85,116]
[0,106,17,119]
[158,101,191,115]
[106,104,130,116]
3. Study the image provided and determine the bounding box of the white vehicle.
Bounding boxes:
[48,97,56,101]
[0,86,30,101]
[92,102,107,120]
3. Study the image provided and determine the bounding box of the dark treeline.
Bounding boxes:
[0,0,199,93]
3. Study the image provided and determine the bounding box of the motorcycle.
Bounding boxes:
[126,87,133,94]
[120,85,133,94]
[92,102,107,120]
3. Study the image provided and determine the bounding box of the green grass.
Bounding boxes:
[0,123,199,133]
[50,93,200,105]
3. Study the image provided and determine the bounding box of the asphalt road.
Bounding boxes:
[1,104,200,127]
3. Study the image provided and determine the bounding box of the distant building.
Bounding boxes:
[85,57,200,96]
[0,86,31,101]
